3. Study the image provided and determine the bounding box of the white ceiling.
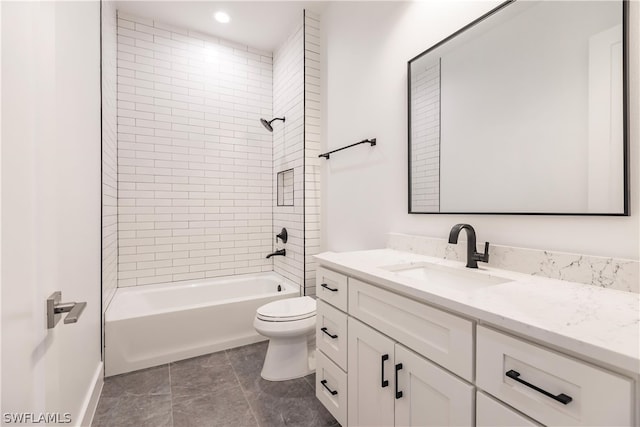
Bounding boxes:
[115,1,328,52]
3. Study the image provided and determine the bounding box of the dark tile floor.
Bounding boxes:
[92,341,339,427]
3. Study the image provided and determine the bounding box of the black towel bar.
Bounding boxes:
[319,138,376,159]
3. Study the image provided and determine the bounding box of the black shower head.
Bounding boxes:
[259,117,285,132]
[260,118,273,132]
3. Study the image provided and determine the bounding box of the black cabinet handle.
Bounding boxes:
[321,327,338,339]
[506,370,572,405]
[320,283,338,292]
[395,363,403,399]
[381,354,389,388]
[320,379,338,396]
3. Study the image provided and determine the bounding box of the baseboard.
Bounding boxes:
[79,362,104,426]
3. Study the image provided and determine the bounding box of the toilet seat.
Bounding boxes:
[256,296,316,322]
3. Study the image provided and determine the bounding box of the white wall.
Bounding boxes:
[272,11,322,296]
[2,1,102,422]
[0,0,3,411]
[321,1,639,259]
[116,13,274,286]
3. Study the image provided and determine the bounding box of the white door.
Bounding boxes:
[395,344,474,427]
[348,318,395,427]
[1,1,102,425]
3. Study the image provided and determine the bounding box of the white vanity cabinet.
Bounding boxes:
[316,267,476,427]
[315,261,636,427]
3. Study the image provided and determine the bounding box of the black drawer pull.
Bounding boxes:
[321,327,338,339]
[506,370,572,405]
[395,363,403,399]
[381,354,389,388]
[320,379,338,396]
[321,283,338,292]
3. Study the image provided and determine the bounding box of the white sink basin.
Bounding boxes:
[381,262,512,292]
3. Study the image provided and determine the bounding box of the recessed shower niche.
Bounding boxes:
[277,169,295,206]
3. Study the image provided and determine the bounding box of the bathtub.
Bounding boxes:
[105,272,299,376]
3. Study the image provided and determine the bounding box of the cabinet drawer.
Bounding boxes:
[316,266,348,311]
[348,278,473,381]
[317,299,348,370]
[476,326,634,426]
[477,391,541,427]
[316,349,347,426]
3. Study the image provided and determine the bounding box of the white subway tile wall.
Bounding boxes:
[271,11,322,296]
[272,20,305,288]
[116,12,274,286]
[410,58,440,212]
[103,1,118,305]
[304,11,322,296]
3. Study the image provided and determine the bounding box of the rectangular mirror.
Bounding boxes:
[408,0,628,215]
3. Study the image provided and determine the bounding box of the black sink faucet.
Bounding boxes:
[266,249,286,259]
[448,224,489,268]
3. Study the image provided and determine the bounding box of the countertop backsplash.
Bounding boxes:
[387,233,639,294]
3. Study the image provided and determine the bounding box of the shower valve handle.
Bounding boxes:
[276,228,288,244]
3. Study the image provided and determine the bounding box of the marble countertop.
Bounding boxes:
[315,249,640,376]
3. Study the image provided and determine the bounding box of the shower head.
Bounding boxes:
[260,117,285,132]
[260,118,273,132]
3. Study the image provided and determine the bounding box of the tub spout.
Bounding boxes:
[266,249,286,259]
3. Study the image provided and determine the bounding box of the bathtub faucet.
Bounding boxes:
[266,249,286,259]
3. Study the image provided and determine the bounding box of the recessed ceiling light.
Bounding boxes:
[214,11,231,24]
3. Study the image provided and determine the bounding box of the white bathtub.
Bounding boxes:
[105,272,299,376]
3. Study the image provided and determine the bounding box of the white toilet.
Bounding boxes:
[254,296,316,381]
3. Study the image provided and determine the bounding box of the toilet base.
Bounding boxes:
[261,336,314,381]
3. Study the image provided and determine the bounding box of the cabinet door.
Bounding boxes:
[348,318,395,427]
[395,344,474,427]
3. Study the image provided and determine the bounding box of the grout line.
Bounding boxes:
[226,349,262,427]
[167,363,174,427]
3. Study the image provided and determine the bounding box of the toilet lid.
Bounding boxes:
[257,296,316,322]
